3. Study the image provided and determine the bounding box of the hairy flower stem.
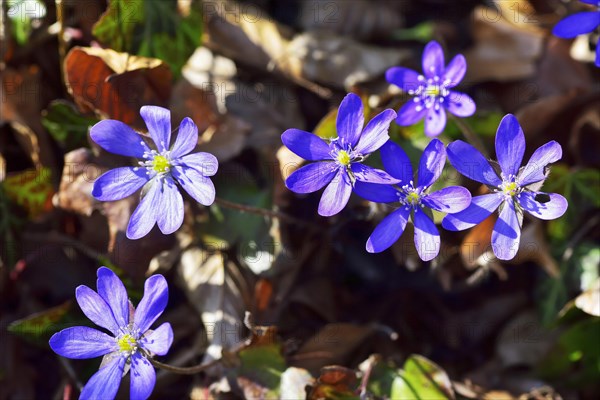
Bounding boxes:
[214,197,320,230]
[148,357,223,375]
[448,113,489,159]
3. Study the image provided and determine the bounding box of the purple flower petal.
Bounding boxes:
[281,129,332,161]
[518,141,562,186]
[492,200,521,260]
[366,207,410,253]
[385,67,421,92]
[354,182,400,203]
[96,267,129,329]
[336,93,364,148]
[179,152,219,177]
[422,40,445,78]
[76,285,119,335]
[441,54,467,87]
[318,170,353,216]
[140,322,173,356]
[172,165,215,206]
[355,109,396,154]
[140,106,172,153]
[380,140,414,183]
[155,178,184,235]
[495,114,525,178]
[413,209,440,261]
[92,167,149,201]
[134,274,169,333]
[49,327,115,359]
[79,356,126,400]
[396,100,427,126]
[445,91,476,117]
[417,138,446,188]
[442,193,504,231]
[351,164,399,184]
[595,42,600,67]
[90,120,148,158]
[519,192,568,220]
[423,186,472,213]
[170,117,198,159]
[285,162,337,194]
[424,107,447,137]
[580,0,598,4]
[553,12,600,38]
[130,353,156,400]
[127,180,161,240]
[447,140,503,186]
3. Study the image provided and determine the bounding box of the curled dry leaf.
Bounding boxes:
[64,47,172,129]
[574,279,600,317]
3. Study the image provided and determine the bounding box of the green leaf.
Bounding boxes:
[7,0,46,45]
[391,22,435,42]
[7,302,73,345]
[92,0,203,76]
[2,167,53,218]
[42,100,98,151]
[391,355,454,400]
[237,343,287,395]
[367,360,400,397]
[538,318,600,387]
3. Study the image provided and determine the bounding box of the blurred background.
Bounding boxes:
[0,0,599,399]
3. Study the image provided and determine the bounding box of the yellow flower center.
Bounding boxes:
[503,182,519,197]
[406,192,420,204]
[425,85,441,97]
[117,334,137,353]
[153,155,171,173]
[336,150,351,166]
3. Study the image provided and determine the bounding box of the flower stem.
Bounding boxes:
[448,114,489,159]
[148,357,222,375]
[214,197,319,230]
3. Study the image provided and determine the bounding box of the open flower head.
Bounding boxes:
[354,139,472,261]
[282,93,399,216]
[49,267,173,400]
[442,114,568,260]
[386,40,476,136]
[553,0,600,67]
[91,106,218,239]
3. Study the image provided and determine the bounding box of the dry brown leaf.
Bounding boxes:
[574,278,600,317]
[64,47,171,129]
[177,249,253,375]
[465,5,545,82]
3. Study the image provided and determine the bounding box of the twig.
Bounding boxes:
[448,114,489,159]
[148,356,223,375]
[214,197,320,230]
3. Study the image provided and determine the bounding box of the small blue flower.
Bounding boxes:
[49,267,173,400]
[90,106,218,239]
[282,93,399,216]
[355,139,472,261]
[386,40,476,137]
[553,0,600,67]
[442,114,568,260]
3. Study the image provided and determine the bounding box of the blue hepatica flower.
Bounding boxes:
[49,267,173,400]
[386,40,476,137]
[553,0,600,67]
[354,139,472,261]
[282,93,399,216]
[91,106,218,239]
[442,114,568,260]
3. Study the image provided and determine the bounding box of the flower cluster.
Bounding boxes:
[553,0,600,67]
[49,267,172,400]
[91,105,218,239]
[282,41,567,261]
